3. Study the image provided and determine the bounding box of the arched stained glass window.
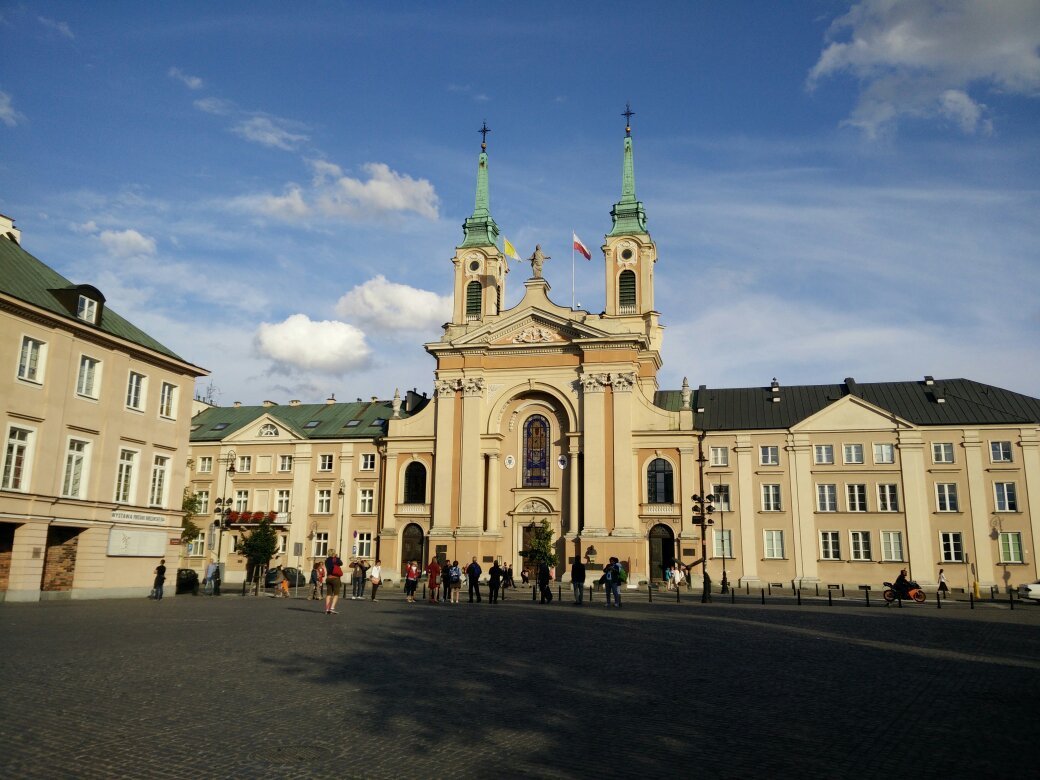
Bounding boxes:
[523,415,550,487]
[619,270,636,312]
[647,458,674,503]
[403,462,427,504]
[466,281,482,319]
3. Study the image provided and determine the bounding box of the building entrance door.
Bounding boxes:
[649,524,675,582]
[400,523,424,575]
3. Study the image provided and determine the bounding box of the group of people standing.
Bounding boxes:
[423,557,516,604]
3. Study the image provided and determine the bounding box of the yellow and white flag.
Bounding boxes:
[503,237,520,261]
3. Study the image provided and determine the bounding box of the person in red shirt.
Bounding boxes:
[426,558,441,604]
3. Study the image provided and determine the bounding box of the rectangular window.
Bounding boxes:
[710,446,729,467]
[159,382,176,419]
[990,441,1013,463]
[846,484,868,512]
[195,490,210,515]
[312,532,329,558]
[873,443,895,464]
[318,454,334,472]
[114,449,136,503]
[187,532,206,557]
[76,355,101,398]
[712,484,731,511]
[764,530,784,559]
[279,455,293,472]
[817,484,837,512]
[357,532,372,558]
[999,532,1023,564]
[761,484,781,512]
[17,336,45,383]
[234,490,248,512]
[2,427,33,491]
[279,535,287,555]
[814,445,834,465]
[936,483,959,512]
[317,489,331,514]
[940,532,964,562]
[77,295,97,323]
[843,444,864,464]
[713,529,732,559]
[358,488,374,514]
[759,446,779,466]
[197,456,213,473]
[149,455,169,507]
[237,455,251,473]
[877,484,900,512]
[361,453,376,471]
[994,482,1018,512]
[850,531,872,561]
[276,490,291,514]
[881,531,904,562]
[820,531,841,560]
[932,442,954,464]
[126,372,146,410]
[62,439,89,498]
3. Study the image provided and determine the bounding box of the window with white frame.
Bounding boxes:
[999,532,1023,563]
[877,484,899,512]
[197,456,213,473]
[159,382,176,419]
[76,355,101,399]
[234,490,248,512]
[361,453,376,471]
[940,531,964,562]
[357,532,373,558]
[237,455,251,473]
[358,488,374,514]
[195,490,209,514]
[932,442,954,464]
[850,531,872,561]
[114,449,136,503]
[710,446,729,467]
[817,484,837,512]
[77,295,97,323]
[3,426,34,491]
[713,529,732,559]
[148,455,169,507]
[820,531,841,560]
[814,445,834,465]
[843,444,864,464]
[62,439,89,498]
[846,484,868,512]
[319,454,334,471]
[276,490,291,514]
[187,533,206,557]
[881,531,904,562]
[936,483,959,512]
[764,530,785,559]
[990,441,1013,463]
[994,482,1018,512]
[126,371,146,410]
[760,446,779,466]
[761,484,781,511]
[17,336,46,384]
[873,443,895,464]
[279,535,287,554]
[312,532,329,558]
[316,489,332,514]
[279,455,293,472]
[712,483,731,511]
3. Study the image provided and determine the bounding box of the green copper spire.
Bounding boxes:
[460,121,500,248]
[608,104,647,236]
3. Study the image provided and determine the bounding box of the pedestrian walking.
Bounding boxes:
[151,559,167,600]
[369,560,383,601]
[538,561,553,604]
[673,564,685,591]
[488,560,502,604]
[665,563,675,591]
[426,557,442,603]
[938,568,949,598]
[449,560,462,603]
[442,561,453,602]
[467,556,482,603]
[404,560,420,603]
[520,568,530,585]
[702,570,713,602]
[310,561,325,600]
[324,551,344,614]
[505,564,515,590]
[351,558,370,600]
[603,557,622,608]
[571,556,587,604]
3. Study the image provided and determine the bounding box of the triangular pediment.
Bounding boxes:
[451,308,613,348]
[224,413,305,443]
[793,395,913,433]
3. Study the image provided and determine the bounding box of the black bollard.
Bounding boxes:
[760,588,765,605]
[422,583,426,600]
[797,589,801,606]
[676,584,680,603]
[532,585,536,602]
[828,590,833,607]
[648,583,653,603]
[1010,590,1015,610]
[865,590,870,607]
[969,590,974,609]
[815,583,820,597]
[937,591,941,609]
[745,582,750,595]
[729,587,734,604]
[767,583,772,596]
[558,584,562,602]
[841,584,846,598]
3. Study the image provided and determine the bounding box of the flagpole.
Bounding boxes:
[571,233,576,310]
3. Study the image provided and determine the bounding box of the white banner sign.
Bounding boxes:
[107,529,169,557]
[111,510,166,525]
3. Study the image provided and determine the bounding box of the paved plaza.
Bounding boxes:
[1,586,1038,779]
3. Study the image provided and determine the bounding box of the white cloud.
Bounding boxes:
[38,16,73,39]
[808,0,1040,136]
[229,185,310,219]
[193,97,233,116]
[232,116,308,150]
[168,67,203,90]
[97,228,157,258]
[0,90,25,126]
[255,314,371,374]
[337,275,451,332]
[316,162,439,219]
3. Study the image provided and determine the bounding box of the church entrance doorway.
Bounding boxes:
[400,523,425,575]
[648,524,675,582]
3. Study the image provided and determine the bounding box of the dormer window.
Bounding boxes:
[77,295,98,324]
[259,423,279,437]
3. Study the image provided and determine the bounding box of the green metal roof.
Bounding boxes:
[654,378,1040,431]
[0,236,185,361]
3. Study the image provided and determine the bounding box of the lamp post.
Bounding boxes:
[337,479,346,559]
[691,493,715,602]
[212,451,237,568]
[718,505,729,595]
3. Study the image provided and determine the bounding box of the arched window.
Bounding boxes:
[523,415,550,487]
[403,461,427,504]
[619,270,636,313]
[647,458,674,503]
[258,423,278,437]
[466,281,482,319]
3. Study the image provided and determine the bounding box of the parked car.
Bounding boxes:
[264,566,308,589]
[1018,581,1040,602]
[176,568,200,595]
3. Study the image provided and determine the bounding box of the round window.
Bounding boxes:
[469,260,481,272]
[621,248,633,261]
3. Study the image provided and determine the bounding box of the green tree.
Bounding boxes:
[523,518,558,567]
[236,519,280,573]
[180,488,202,544]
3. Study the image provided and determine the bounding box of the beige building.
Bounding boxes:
[0,214,206,601]
[185,129,1040,595]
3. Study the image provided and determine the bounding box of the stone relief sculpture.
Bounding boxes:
[610,372,636,391]
[579,372,610,392]
[463,378,486,396]
[435,379,463,397]
[512,326,557,343]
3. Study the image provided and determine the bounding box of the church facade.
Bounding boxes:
[185,128,1040,594]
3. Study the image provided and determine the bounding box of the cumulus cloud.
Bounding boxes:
[255,314,371,374]
[168,67,203,90]
[0,90,24,126]
[337,275,452,331]
[808,0,1040,136]
[232,116,308,150]
[38,16,73,39]
[228,185,309,220]
[97,228,157,258]
[316,162,439,219]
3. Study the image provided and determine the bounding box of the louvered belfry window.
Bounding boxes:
[466,281,482,319]
[618,270,636,312]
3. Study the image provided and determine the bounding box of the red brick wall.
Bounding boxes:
[41,527,80,591]
[0,523,14,591]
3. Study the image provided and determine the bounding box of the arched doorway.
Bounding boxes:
[400,523,424,575]
[649,524,675,582]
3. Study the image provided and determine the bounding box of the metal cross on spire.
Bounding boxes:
[479,120,491,151]
[622,102,635,136]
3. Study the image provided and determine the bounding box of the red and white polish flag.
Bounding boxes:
[572,232,591,260]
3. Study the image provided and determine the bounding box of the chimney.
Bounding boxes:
[844,377,858,396]
[233,401,242,408]
[371,396,378,402]
[262,400,277,408]
[924,375,935,386]
[290,399,300,407]
[770,377,781,403]
[0,213,21,245]
[325,394,336,405]
[696,384,707,414]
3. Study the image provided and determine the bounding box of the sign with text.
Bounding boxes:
[111,510,166,525]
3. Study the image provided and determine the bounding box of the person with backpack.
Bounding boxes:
[323,551,344,614]
[449,560,463,604]
[603,557,623,608]
[466,556,482,603]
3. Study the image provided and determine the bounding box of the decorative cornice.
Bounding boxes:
[579,373,610,393]
[435,379,462,398]
[611,372,636,392]
[463,378,486,397]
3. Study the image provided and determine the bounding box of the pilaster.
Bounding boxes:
[963,431,996,585]
[734,436,760,587]
[611,373,638,536]
[1021,429,1040,581]
[580,372,609,535]
[788,433,819,587]
[896,430,933,582]
[486,451,500,534]
[431,380,460,533]
[459,378,486,530]
[381,453,399,536]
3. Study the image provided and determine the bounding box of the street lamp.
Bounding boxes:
[691,493,715,602]
[212,452,237,568]
[337,479,346,559]
[718,504,729,595]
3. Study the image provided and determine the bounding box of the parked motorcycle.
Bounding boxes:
[883,580,927,603]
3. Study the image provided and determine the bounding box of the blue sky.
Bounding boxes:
[2,1,1039,404]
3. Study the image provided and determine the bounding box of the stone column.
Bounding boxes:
[897,430,934,584]
[734,435,760,588]
[1021,429,1040,582]
[580,372,609,536]
[678,445,697,543]
[963,430,996,586]
[788,433,819,589]
[611,372,638,537]
[486,451,500,535]
[458,378,486,531]
[431,379,460,532]
[568,436,581,536]
[381,452,399,536]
